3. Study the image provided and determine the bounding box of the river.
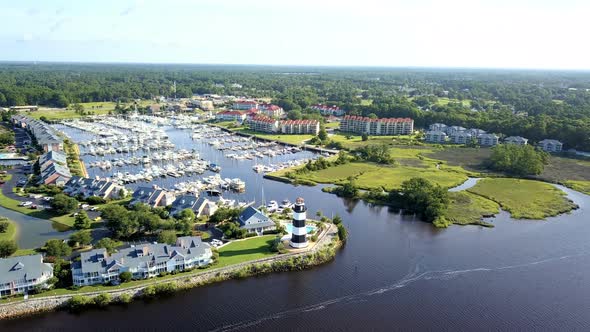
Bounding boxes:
[2,123,590,330]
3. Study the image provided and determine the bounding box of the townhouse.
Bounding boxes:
[449,131,473,144]
[11,115,64,152]
[425,130,448,143]
[504,136,528,145]
[280,119,320,135]
[538,139,563,152]
[246,115,279,133]
[311,104,346,116]
[130,187,175,208]
[169,195,218,218]
[478,133,500,146]
[215,110,246,122]
[0,255,54,297]
[258,104,284,118]
[63,176,126,200]
[71,237,212,286]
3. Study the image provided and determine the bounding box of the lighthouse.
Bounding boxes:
[290,197,308,248]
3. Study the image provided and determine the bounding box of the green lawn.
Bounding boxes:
[360,99,373,106]
[217,235,276,268]
[238,130,314,145]
[11,248,39,257]
[329,133,421,150]
[445,192,499,227]
[0,217,17,242]
[215,121,245,131]
[324,122,340,129]
[467,178,577,219]
[435,97,471,107]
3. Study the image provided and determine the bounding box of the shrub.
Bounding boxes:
[119,271,132,283]
[311,234,318,242]
[244,232,257,238]
[118,293,133,304]
[0,220,10,233]
[66,295,91,311]
[86,196,106,205]
[0,239,17,258]
[142,285,157,299]
[154,282,177,296]
[93,293,112,307]
[337,224,348,242]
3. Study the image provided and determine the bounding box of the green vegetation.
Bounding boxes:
[564,180,590,196]
[394,178,450,227]
[0,217,16,242]
[487,144,549,176]
[50,194,79,215]
[44,239,72,257]
[445,192,499,227]
[237,130,314,145]
[63,139,85,177]
[468,178,578,219]
[0,239,18,257]
[216,235,276,268]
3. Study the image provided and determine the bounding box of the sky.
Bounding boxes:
[0,0,589,69]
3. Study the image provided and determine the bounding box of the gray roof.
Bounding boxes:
[170,194,199,216]
[64,176,118,198]
[76,237,210,274]
[539,139,562,145]
[238,206,275,229]
[39,150,67,166]
[0,255,53,284]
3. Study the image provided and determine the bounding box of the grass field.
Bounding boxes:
[445,192,499,227]
[467,178,577,219]
[324,122,340,129]
[360,99,373,106]
[28,108,112,121]
[217,235,276,268]
[0,217,17,242]
[435,97,472,107]
[238,130,314,145]
[564,180,590,196]
[329,133,420,150]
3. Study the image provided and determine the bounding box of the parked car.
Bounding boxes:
[19,201,33,207]
[81,204,90,210]
[30,204,38,209]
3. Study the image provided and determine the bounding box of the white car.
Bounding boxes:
[81,204,90,210]
[20,201,33,207]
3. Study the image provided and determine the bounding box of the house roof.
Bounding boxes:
[342,115,413,123]
[238,206,275,229]
[0,255,53,284]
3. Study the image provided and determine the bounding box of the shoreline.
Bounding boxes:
[0,224,342,320]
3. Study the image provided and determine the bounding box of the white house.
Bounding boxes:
[425,130,447,143]
[450,131,473,144]
[504,136,528,145]
[538,139,563,152]
[0,255,54,297]
[478,134,499,146]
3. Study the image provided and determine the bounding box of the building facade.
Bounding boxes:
[339,115,414,135]
[425,130,447,143]
[280,119,320,135]
[232,100,258,110]
[259,104,284,118]
[478,134,500,146]
[504,136,528,145]
[538,139,563,152]
[72,237,212,286]
[215,110,246,122]
[311,104,346,116]
[449,131,473,144]
[0,255,54,297]
[246,116,279,133]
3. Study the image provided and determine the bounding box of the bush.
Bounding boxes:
[157,230,177,245]
[311,234,318,242]
[332,214,343,225]
[154,282,177,296]
[262,229,279,235]
[244,232,257,238]
[119,271,132,283]
[86,196,106,205]
[0,239,17,258]
[45,239,72,257]
[93,293,112,307]
[0,220,9,233]
[118,293,133,304]
[142,285,157,299]
[50,194,79,215]
[66,295,91,311]
[337,224,348,242]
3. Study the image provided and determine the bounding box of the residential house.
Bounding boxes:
[504,136,528,145]
[194,197,218,217]
[465,128,487,137]
[38,163,71,186]
[445,126,467,136]
[71,237,212,286]
[449,131,473,144]
[11,115,64,152]
[130,187,175,208]
[238,206,276,235]
[0,255,54,297]
[280,119,320,135]
[63,176,125,200]
[428,123,448,132]
[340,115,414,135]
[425,130,447,143]
[169,194,199,217]
[215,110,246,123]
[538,139,563,152]
[246,116,279,133]
[478,134,500,146]
[39,150,67,172]
[232,100,258,110]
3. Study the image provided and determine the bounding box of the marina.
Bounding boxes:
[53,115,321,203]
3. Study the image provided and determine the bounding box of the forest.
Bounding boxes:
[1,63,589,150]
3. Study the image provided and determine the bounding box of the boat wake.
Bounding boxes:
[209,253,589,332]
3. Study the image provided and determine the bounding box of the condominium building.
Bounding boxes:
[311,104,346,116]
[504,136,528,145]
[449,131,473,144]
[478,134,500,146]
[71,237,212,286]
[215,110,246,122]
[258,104,284,118]
[232,100,258,110]
[339,115,414,135]
[538,139,563,152]
[429,123,447,132]
[280,119,320,135]
[425,130,447,143]
[246,116,279,133]
[0,255,54,297]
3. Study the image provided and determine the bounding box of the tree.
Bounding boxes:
[45,239,72,257]
[96,237,117,254]
[50,194,79,215]
[74,210,92,229]
[287,109,302,120]
[318,125,328,141]
[119,271,132,283]
[102,204,138,238]
[0,219,10,233]
[361,133,369,141]
[487,144,549,176]
[337,223,348,241]
[158,230,178,245]
[398,178,450,224]
[177,208,195,223]
[0,239,17,257]
[332,214,343,225]
[69,230,92,246]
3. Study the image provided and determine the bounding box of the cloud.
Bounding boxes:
[48,17,71,33]
[120,0,145,16]
[17,33,34,43]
